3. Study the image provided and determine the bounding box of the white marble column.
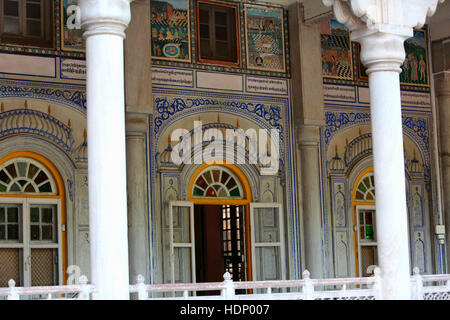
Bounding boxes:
[323,0,444,299]
[80,0,132,299]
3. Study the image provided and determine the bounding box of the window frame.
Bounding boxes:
[0,197,62,287]
[0,0,55,49]
[196,0,240,67]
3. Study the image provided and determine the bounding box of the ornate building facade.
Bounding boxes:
[0,0,448,299]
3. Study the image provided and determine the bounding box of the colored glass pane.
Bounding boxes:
[7,208,18,222]
[226,178,236,189]
[366,192,374,200]
[10,183,21,192]
[7,225,18,240]
[5,164,17,179]
[0,208,4,222]
[221,171,229,184]
[30,225,40,240]
[229,187,240,197]
[365,212,372,225]
[359,226,364,239]
[196,176,207,189]
[193,187,204,196]
[0,184,6,192]
[17,162,27,177]
[356,191,364,200]
[27,164,39,179]
[34,171,48,185]
[203,171,212,184]
[41,208,52,223]
[30,208,39,223]
[18,180,27,187]
[370,175,375,187]
[41,226,53,241]
[24,183,36,193]
[212,170,220,182]
[0,225,5,240]
[0,170,11,184]
[357,183,367,193]
[365,226,374,239]
[206,187,217,197]
[38,182,52,193]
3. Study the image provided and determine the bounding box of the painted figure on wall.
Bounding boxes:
[151,0,191,62]
[61,0,85,52]
[245,5,286,72]
[400,30,429,86]
[320,20,353,80]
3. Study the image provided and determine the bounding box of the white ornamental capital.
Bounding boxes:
[322,0,445,74]
[79,0,131,38]
[322,0,445,32]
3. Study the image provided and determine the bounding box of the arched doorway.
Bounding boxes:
[167,162,286,288]
[0,152,67,287]
[189,164,251,284]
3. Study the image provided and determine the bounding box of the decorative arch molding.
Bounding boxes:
[153,97,283,137]
[0,108,75,155]
[325,111,431,171]
[157,121,285,176]
[0,78,86,114]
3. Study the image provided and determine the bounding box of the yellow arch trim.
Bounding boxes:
[188,161,253,204]
[0,151,67,284]
[352,166,375,277]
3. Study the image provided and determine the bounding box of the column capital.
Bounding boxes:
[322,0,445,74]
[80,0,132,38]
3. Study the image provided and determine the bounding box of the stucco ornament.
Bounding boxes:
[322,0,444,31]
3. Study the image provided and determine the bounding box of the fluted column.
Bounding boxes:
[80,0,132,299]
[323,0,444,299]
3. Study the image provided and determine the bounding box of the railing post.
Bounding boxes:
[222,272,235,300]
[7,279,19,300]
[79,275,90,300]
[136,274,147,300]
[372,267,383,300]
[412,267,423,300]
[302,270,314,300]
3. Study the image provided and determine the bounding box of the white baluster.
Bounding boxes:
[136,274,147,300]
[267,287,272,297]
[302,270,314,300]
[7,279,19,300]
[183,290,188,298]
[47,293,52,300]
[411,267,423,300]
[372,267,383,300]
[79,275,90,300]
[222,272,235,300]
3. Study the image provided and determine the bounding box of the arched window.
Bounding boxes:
[0,158,56,194]
[355,173,375,201]
[0,154,63,288]
[192,166,244,199]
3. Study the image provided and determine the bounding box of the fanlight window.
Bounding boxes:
[0,158,56,194]
[192,166,243,199]
[355,173,375,201]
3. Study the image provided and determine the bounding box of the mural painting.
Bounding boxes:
[320,19,353,80]
[400,30,429,86]
[244,4,286,73]
[61,0,85,52]
[151,0,191,62]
